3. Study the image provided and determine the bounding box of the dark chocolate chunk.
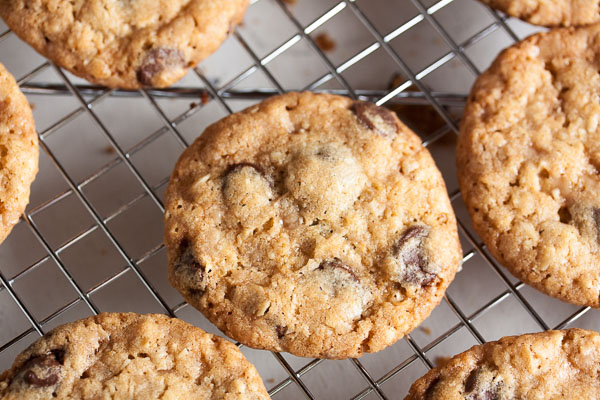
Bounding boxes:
[564,204,600,243]
[464,368,501,400]
[393,225,436,287]
[176,239,203,273]
[137,48,185,86]
[276,325,287,339]
[593,207,600,239]
[465,368,478,393]
[352,101,398,136]
[424,376,440,400]
[174,238,205,293]
[20,350,64,388]
[318,258,359,282]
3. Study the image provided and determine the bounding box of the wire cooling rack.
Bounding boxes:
[1,0,598,398]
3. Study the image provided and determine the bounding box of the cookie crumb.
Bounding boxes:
[200,91,210,105]
[103,146,115,155]
[420,326,432,335]
[314,33,336,52]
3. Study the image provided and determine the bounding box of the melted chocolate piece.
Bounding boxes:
[176,239,203,273]
[318,258,359,282]
[137,48,185,86]
[276,325,288,339]
[174,238,206,294]
[464,368,501,400]
[352,102,398,136]
[593,207,600,241]
[20,350,64,388]
[424,376,440,400]
[393,225,436,287]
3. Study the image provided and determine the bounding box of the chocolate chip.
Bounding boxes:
[137,48,185,86]
[563,204,600,243]
[20,350,64,388]
[593,207,600,235]
[352,102,398,136]
[464,368,501,400]
[276,325,288,339]
[393,225,436,287]
[424,376,440,400]
[465,368,478,392]
[318,258,359,282]
[174,239,206,293]
[176,239,203,272]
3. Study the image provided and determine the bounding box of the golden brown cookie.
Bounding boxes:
[165,92,462,359]
[480,0,600,27]
[0,0,249,88]
[405,329,600,399]
[458,24,600,307]
[0,62,38,245]
[0,313,270,399]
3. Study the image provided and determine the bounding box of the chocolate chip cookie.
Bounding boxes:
[458,24,600,307]
[0,62,38,245]
[165,91,462,359]
[479,0,600,27]
[0,313,270,399]
[405,329,600,399]
[0,0,249,89]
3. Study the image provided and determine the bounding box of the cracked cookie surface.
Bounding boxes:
[0,62,38,245]
[458,25,600,307]
[479,0,600,27]
[0,313,270,399]
[0,0,249,89]
[165,91,462,359]
[405,329,600,399]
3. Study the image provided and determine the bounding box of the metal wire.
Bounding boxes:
[0,0,591,398]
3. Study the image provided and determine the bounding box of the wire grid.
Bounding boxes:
[0,0,595,398]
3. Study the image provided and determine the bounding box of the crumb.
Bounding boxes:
[281,0,297,4]
[266,378,275,384]
[200,91,210,105]
[190,102,199,109]
[388,73,405,90]
[434,356,451,367]
[420,326,432,335]
[28,102,36,111]
[103,146,115,155]
[314,32,336,52]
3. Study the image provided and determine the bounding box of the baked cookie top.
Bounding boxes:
[0,0,248,89]
[0,313,270,400]
[405,329,600,399]
[458,25,600,307]
[165,92,462,359]
[0,62,38,245]
[479,0,600,27]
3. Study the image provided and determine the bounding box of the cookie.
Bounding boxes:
[0,313,270,399]
[405,329,600,399]
[0,62,38,245]
[165,91,462,359]
[479,0,600,27]
[458,25,600,307]
[0,0,249,89]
